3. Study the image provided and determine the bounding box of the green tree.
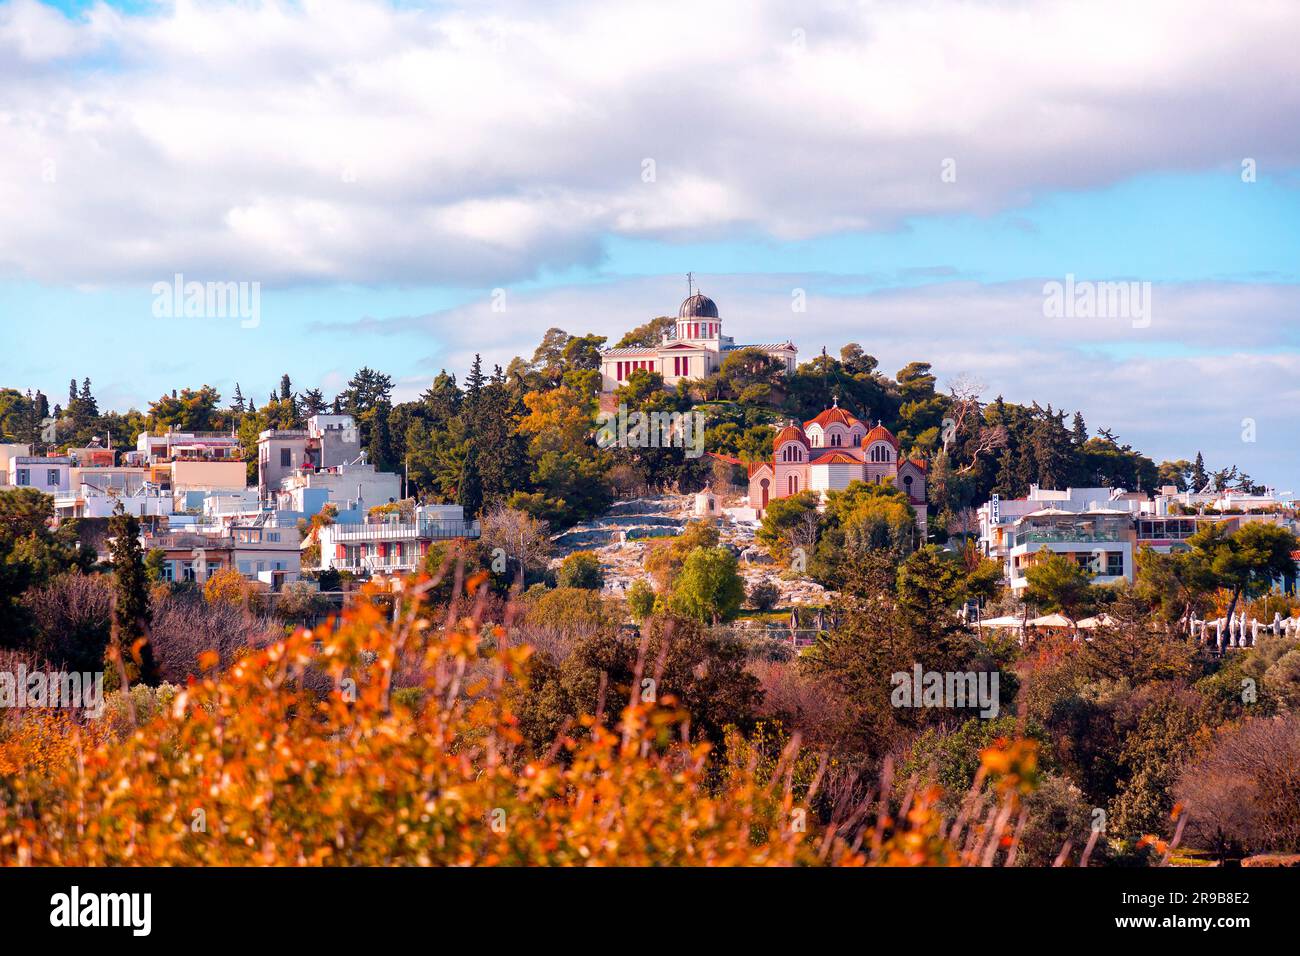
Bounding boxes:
[557,551,605,590]
[669,547,745,624]
[147,385,223,432]
[755,490,820,564]
[1023,550,1094,623]
[0,488,94,645]
[1187,521,1299,623]
[627,579,657,622]
[108,506,161,687]
[747,579,780,611]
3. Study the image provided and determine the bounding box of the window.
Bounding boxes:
[16,469,29,486]
[830,432,842,447]
[788,475,799,495]
[47,469,60,486]
[781,445,802,462]
[1106,551,1124,577]
[870,444,893,463]
[280,448,291,467]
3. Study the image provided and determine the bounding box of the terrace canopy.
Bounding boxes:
[975,615,1025,629]
[1027,613,1074,628]
[1075,614,1117,629]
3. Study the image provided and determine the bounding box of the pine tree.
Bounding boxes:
[367,399,394,473]
[231,383,246,414]
[474,365,529,507]
[79,377,95,409]
[1071,411,1087,446]
[463,354,486,419]
[109,505,161,687]
[1191,452,1207,491]
[68,378,78,408]
[279,374,293,401]
[420,371,461,425]
[300,388,327,416]
[457,442,484,516]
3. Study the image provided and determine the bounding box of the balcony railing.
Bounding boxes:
[1013,529,1123,547]
[330,520,481,542]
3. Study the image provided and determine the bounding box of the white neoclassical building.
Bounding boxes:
[599,291,796,393]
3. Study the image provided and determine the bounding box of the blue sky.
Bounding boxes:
[3,0,1299,489]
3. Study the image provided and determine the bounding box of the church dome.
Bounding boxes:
[773,424,809,448]
[678,293,719,318]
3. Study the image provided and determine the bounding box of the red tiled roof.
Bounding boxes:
[804,406,862,431]
[863,424,900,449]
[903,456,928,472]
[773,424,809,447]
[812,452,860,465]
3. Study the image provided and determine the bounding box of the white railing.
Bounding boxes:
[330,520,480,542]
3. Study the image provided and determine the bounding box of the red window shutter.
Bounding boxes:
[335,544,345,558]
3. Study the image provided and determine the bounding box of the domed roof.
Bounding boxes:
[773,424,809,448]
[804,402,862,431]
[863,423,900,449]
[679,293,719,318]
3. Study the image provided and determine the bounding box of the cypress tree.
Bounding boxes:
[109,505,161,687]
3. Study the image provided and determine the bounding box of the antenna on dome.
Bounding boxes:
[686,271,694,297]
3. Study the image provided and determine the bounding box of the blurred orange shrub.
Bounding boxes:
[0,575,1040,866]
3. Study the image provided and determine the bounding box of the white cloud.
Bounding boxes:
[1,0,1298,284]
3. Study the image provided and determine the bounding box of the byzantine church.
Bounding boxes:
[747,401,928,537]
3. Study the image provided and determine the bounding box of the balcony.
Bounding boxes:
[1014,529,1123,547]
[330,519,481,542]
[334,557,424,573]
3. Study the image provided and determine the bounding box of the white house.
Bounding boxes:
[8,456,71,494]
[316,504,480,575]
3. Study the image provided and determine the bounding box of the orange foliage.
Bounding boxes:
[0,576,1041,866]
[203,566,251,606]
[0,709,109,779]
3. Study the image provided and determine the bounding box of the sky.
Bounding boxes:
[1,0,1298,490]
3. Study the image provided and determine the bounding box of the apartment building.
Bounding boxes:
[315,504,480,575]
[54,481,175,520]
[143,518,301,583]
[258,414,362,499]
[1007,508,1136,592]
[977,486,1145,566]
[982,483,1297,591]
[131,429,246,492]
